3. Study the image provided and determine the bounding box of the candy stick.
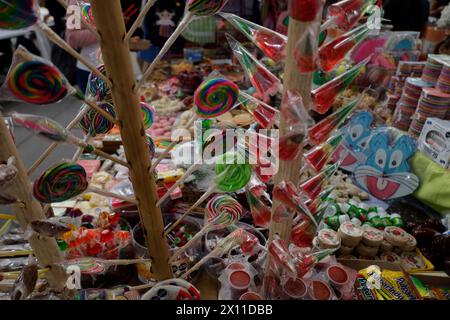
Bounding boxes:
[149,136,183,173]
[38,22,107,84]
[0,213,15,220]
[303,133,344,172]
[321,0,376,32]
[220,12,287,63]
[226,34,282,98]
[138,12,193,87]
[0,250,33,258]
[311,56,370,114]
[27,107,89,176]
[124,0,157,42]
[168,195,243,263]
[71,135,90,163]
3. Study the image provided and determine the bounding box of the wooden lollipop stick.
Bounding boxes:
[164,185,216,236]
[27,107,89,176]
[149,136,183,173]
[89,148,129,168]
[168,225,212,264]
[81,98,118,125]
[103,258,152,266]
[85,186,137,204]
[180,247,219,280]
[38,23,108,85]
[138,12,193,87]
[125,0,157,42]
[130,283,156,291]
[0,213,16,220]
[55,0,99,36]
[71,135,90,163]
[156,163,199,207]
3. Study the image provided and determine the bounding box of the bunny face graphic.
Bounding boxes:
[333,112,374,172]
[354,132,419,200]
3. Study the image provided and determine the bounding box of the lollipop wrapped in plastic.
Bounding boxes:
[294,26,319,73]
[311,57,369,114]
[308,94,362,145]
[268,236,298,279]
[0,0,38,30]
[241,92,280,129]
[2,46,70,105]
[80,102,116,136]
[318,24,370,72]
[323,0,377,31]
[304,134,344,172]
[226,34,281,99]
[245,185,272,229]
[278,91,312,161]
[221,13,287,63]
[299,163,339,200]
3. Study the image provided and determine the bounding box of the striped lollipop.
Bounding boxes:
[0,0,37,30]
[140,102,155,129]
[33,163,88,203]
[79,102,116,136]
[146,134,156,160]
[206,194,243,224]
[194,78,239,118]
[7,60,68,104]
[81,2,96,29]
[169,194,242,263]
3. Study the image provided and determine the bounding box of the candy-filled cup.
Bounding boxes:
[326,264,349,287]
[228,269,252,300]
[283,278,308,300]
[307,280,333,300]
[239,291,263,300]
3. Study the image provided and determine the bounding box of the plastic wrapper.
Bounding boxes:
[226,34,281,99]
[294,26,319,73]
[278,91,313,161]
[11,113,78,144]
[311,57,370,114]
[218,261,259,300]
[0,0,38,30]
[324,0,377,32]
[240,91,279,129]
[268,236,298,279]
[1,46,74,105]
[221,13,287,63]
[308,94,362,145]
[141,279,201,300]
[304,134,344,172]
[245,184,272,229]
[300,163,340,200]
[319,24,370,72]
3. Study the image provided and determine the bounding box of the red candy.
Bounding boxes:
[254,29,286,62]
[289,0,324,22]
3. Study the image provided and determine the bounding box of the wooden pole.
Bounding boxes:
[91,0,172,280]
[263,11,322,293]
[0,116,67,289]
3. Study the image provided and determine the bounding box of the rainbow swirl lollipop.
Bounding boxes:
[206,194,243,223]
[86,65,110,100]
[0,0,37,30]
[33,163,88,203]
[187,0,228,16]
[7,60,68,104]
[194,78,239,119]
[215,152,252,192]
[146,134,156,160]
[80,102,116,136]
[81,2,96,29]
[140,102,155,129]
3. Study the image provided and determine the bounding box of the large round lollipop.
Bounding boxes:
[0,0,37,30]
[194,78,239,118]
[140,102,155,129]
[33,163,88,203]
[7,60,68,104]
[169,194,243,263]
[79,102,116,136]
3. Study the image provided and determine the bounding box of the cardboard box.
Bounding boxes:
[418,118,450,169]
